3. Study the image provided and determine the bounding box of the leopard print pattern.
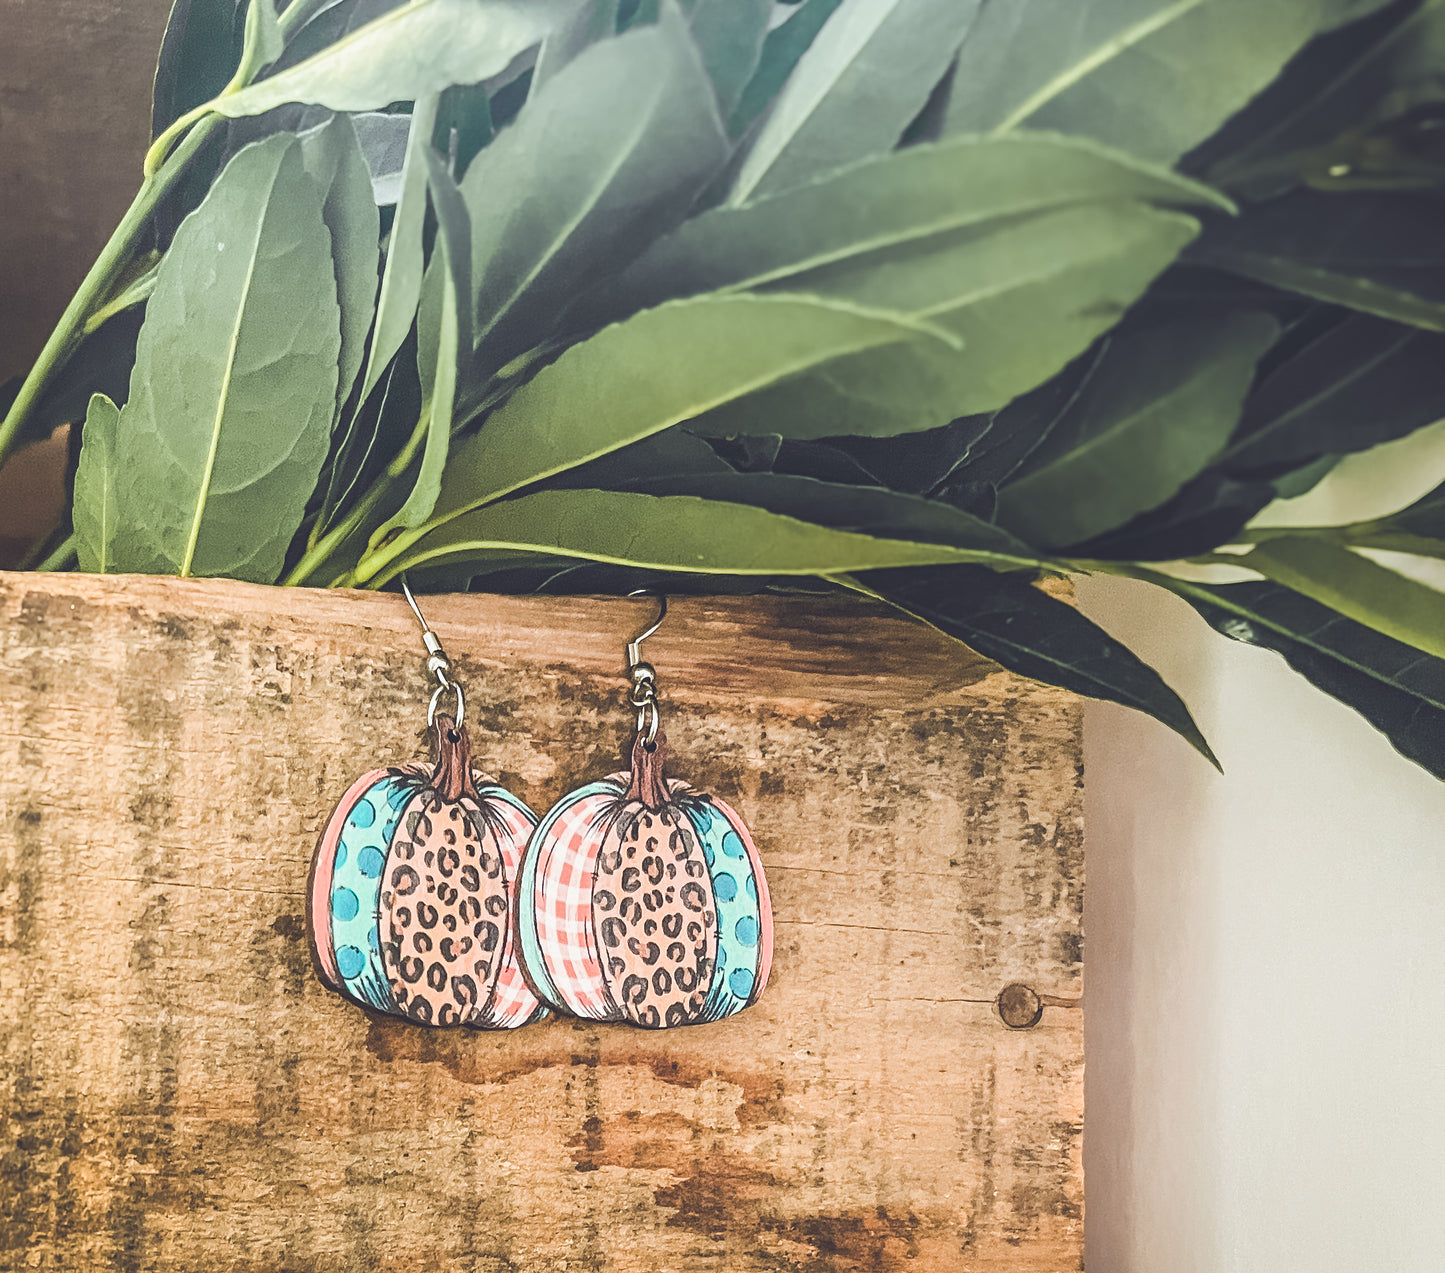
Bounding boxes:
[592,803,718,1028]
[378,787,509,1025]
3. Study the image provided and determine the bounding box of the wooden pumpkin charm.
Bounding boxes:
[305,580,545,1029]
[308,717,547,1028]
[516,596,773,1028]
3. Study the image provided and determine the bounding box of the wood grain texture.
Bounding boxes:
[0,572,1083,1271]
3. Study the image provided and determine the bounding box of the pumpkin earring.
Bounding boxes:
[306,580,546,1029]
[517,594,773,1029]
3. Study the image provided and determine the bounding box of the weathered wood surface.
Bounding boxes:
[0,572,1083,1271]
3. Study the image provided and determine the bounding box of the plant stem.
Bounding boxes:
[0,119,219,474]
[1,0,332,474]
[35,535,78,573]
[281,480,392,586]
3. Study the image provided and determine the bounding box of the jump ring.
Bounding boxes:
[428,679,465,730]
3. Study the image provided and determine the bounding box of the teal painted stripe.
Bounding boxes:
[515,781,616,1012]
[330,774,415,1012]
[690,799,763,1024]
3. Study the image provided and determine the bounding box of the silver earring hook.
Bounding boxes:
[400,574,465,729]
[626,590,667,669]
[625,590,666,748]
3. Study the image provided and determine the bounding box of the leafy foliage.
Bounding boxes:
[8,0,1445,779]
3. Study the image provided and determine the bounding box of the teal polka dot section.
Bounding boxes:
[691,800,763,1023]
[336,945,366,978]
[348,799,375,829]
[330,775,414,1012]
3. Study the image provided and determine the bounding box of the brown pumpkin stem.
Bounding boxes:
[625,730,671,809]
[429,716,478,802]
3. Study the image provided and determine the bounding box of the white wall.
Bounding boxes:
[1079,576,1445,1273]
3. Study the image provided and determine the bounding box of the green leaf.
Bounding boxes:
[102,135,341,581]
[212,0,574,117]
[682,0,772,118]
[942,0,1320,164]
[357,95,438,407]
[354,293,957,582]
[1207,0,1445,194]
[373,152,472,537]
[364,488,1043,586]
[73,394,123,574]
[152,0,248,139]
[1180,576,1445,780]
[1191,191,1445,331]
[995,312,1277,548]
[597,131,1230,327]
[459,9,729,389]
[1220,315,1445,472]
[865,564,1220,767]
[728,0,982,202]
[728,0,843,137]
[697,202,1203,438]
[299,114,381,415]
[83,255,161,335]
[235,0,284,83]
[615,467,1038,557]
[1242,535,1445,660]
[1250,418,1445,535]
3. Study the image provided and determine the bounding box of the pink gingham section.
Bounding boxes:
[477,789,547,1028]
[533,790,620,1020]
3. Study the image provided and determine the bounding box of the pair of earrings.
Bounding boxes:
[305,584,773,1032]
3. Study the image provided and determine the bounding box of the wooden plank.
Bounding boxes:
[0,572,1083,1271]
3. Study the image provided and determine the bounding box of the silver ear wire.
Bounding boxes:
[401,574,465,729]
[625,590,667,747]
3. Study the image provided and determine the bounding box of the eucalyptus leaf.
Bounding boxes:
[698,202,1203,438]
[1220,314,1445,473]
[865,564,1220,766]
[1182,575,1445,779]
[72,394,123,574]
[212,0,574,118]
[728,0,844,136]
[356,293,958,582]
[595,131,1229,329]
[1243,535,1445,659]
[460,8,729,389]
[86,135,340,581]
[1192,189,1445,330]
[357,95,438,407]
[728,0,982,202]
[942,0,1320,164]
[300,114,381,414]
[366,488,1043,587]
[995,311,1278,549]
